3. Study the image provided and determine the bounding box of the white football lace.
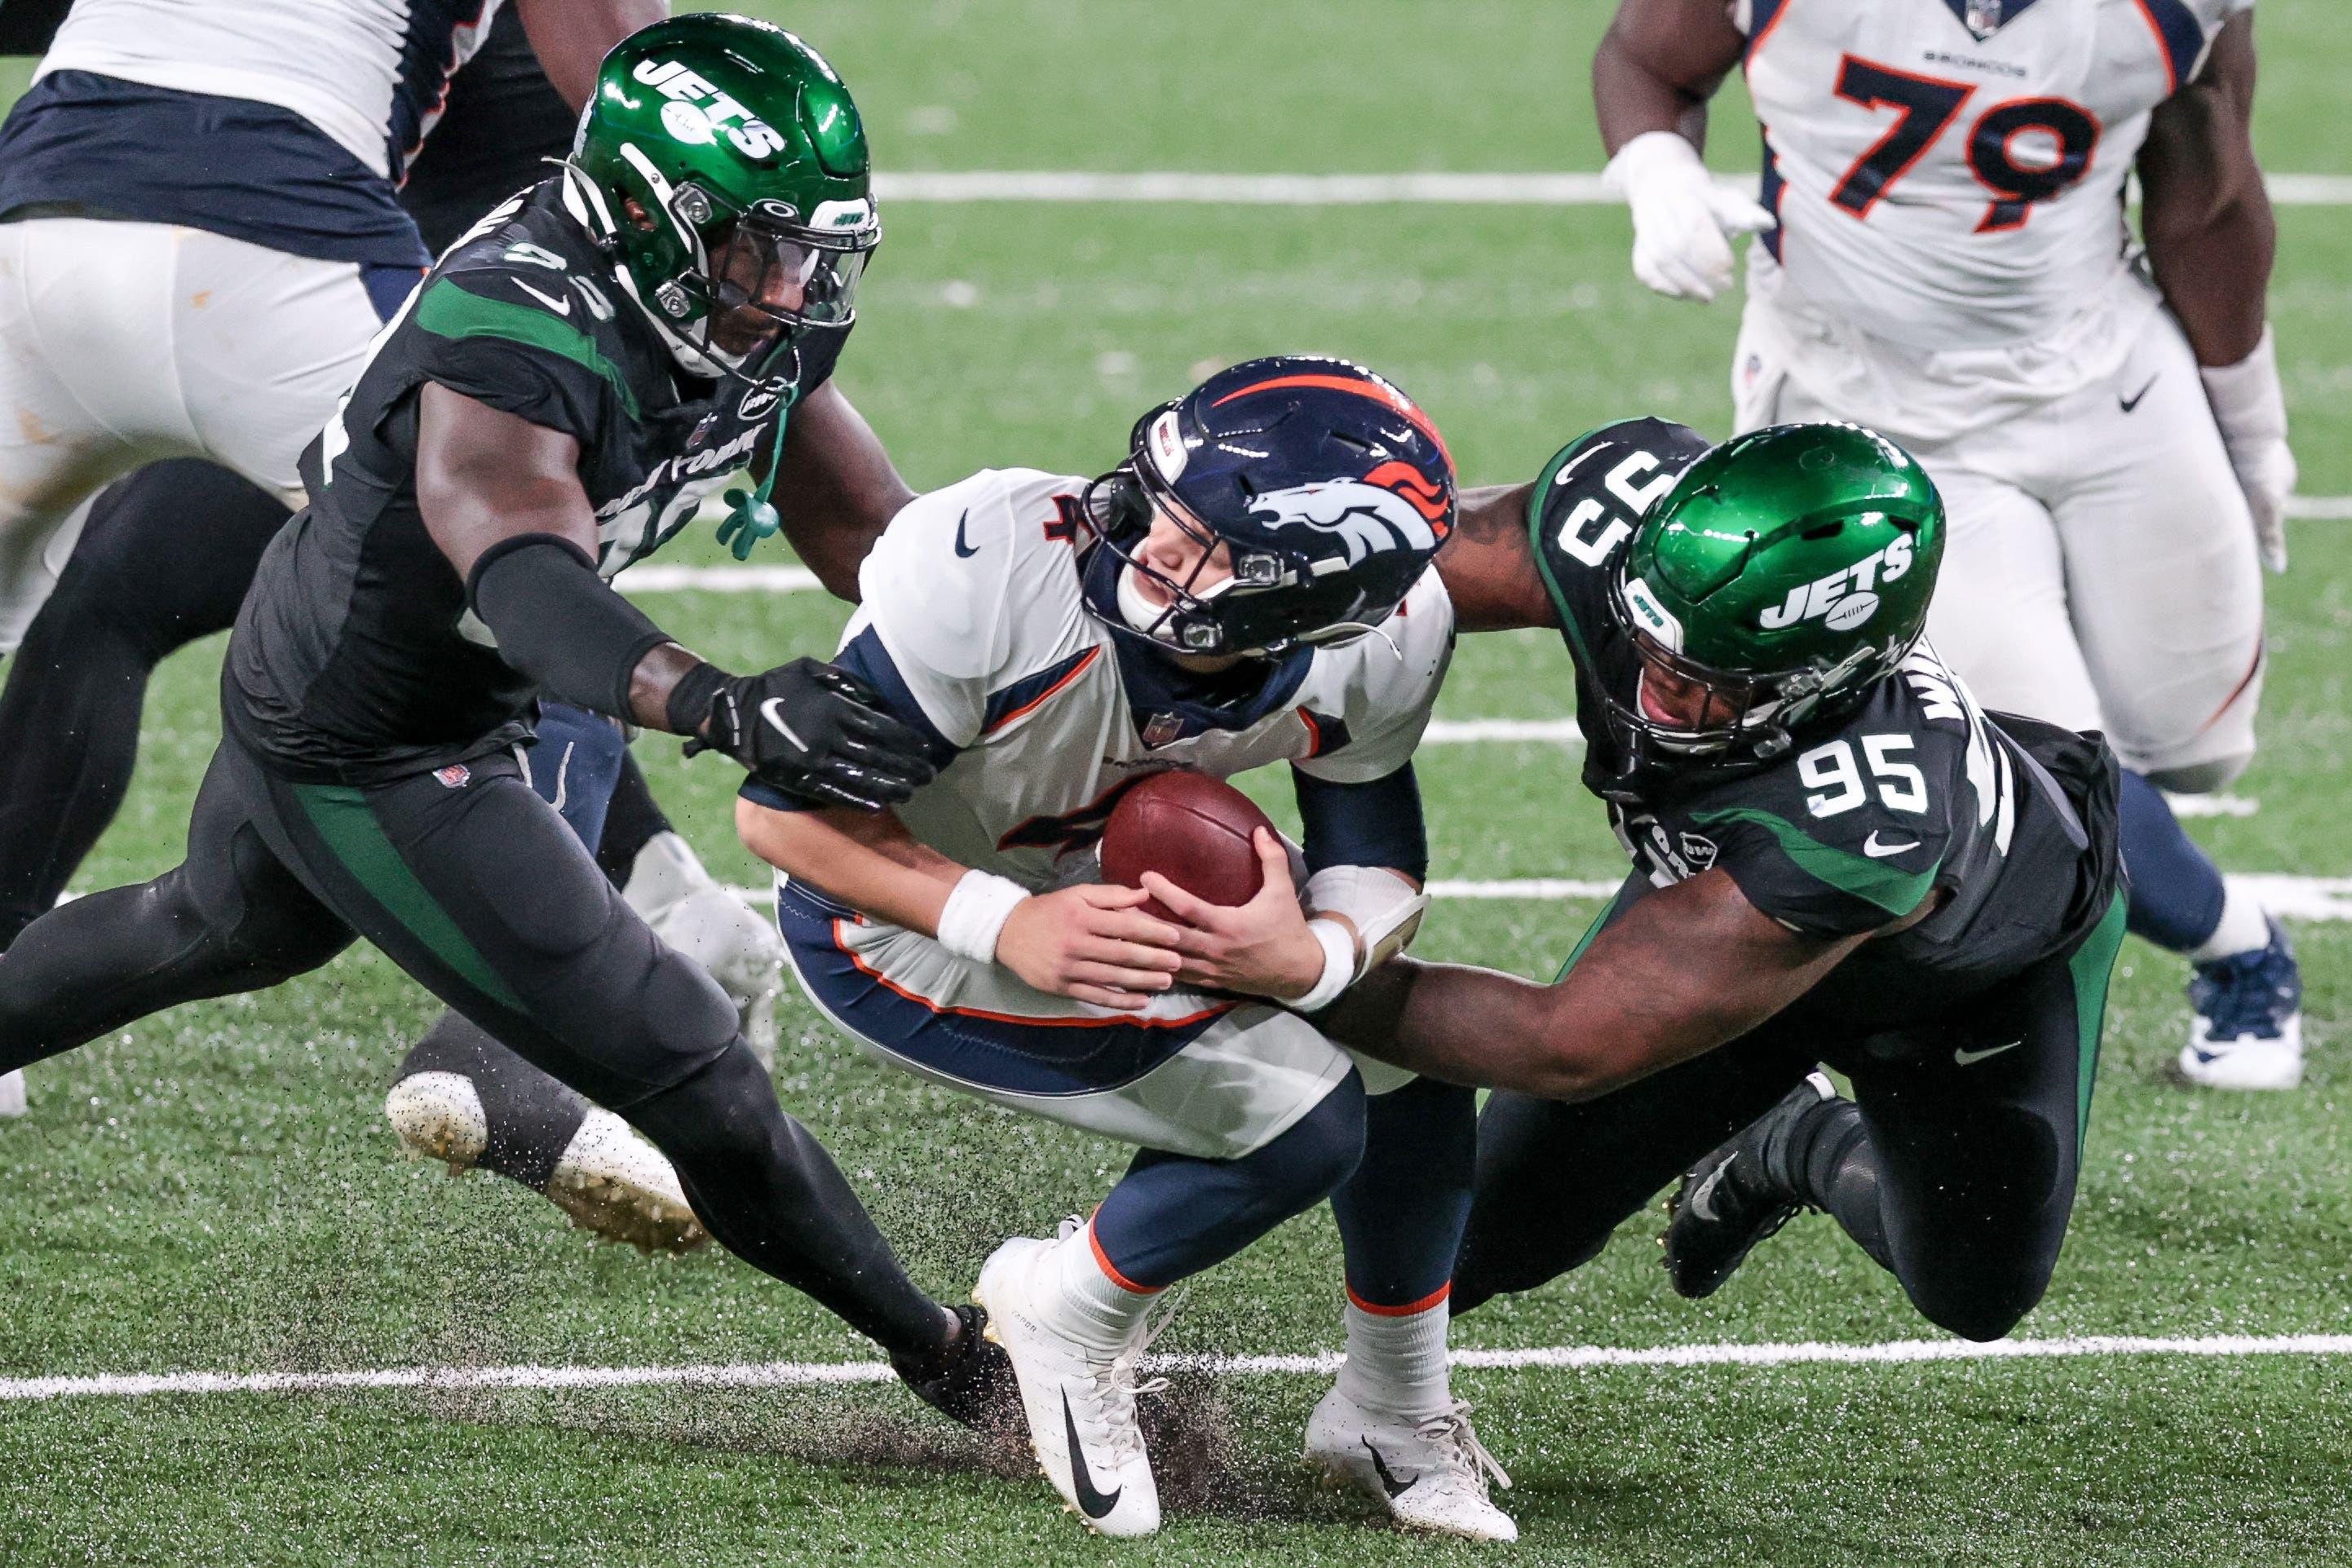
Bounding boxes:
[1418,1401,1512,1494]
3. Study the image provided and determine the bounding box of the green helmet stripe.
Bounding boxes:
[1689,805,1942,917]
[416,282,643,421]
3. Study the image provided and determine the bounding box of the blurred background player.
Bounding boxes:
[739,360,1512,1542]
[0,13,1015,1426]
[1589,0,2302,1087]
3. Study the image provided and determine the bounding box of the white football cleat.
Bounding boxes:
[1306,1386,1517,1543]
[385,1071,705,1252]
[2179,917,2304,1091]
[0,1068,24,1117]
[973,1234,1167,1538]
[626,832,785,1063]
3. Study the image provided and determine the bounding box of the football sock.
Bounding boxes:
[595,751,677,887]
[1337,1297,1453,1420]
[396,1012,590,1190]
[1087,1070,1366,1290]
[1772,1093,1892,1273]
[2115,770,2229,954]
[2189,882,2273,965]
[1044,1221,1163,1349]
[1329,1075,1476,1310]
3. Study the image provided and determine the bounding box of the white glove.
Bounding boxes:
[1604,130,1777,303]
[2199,325,2295,573]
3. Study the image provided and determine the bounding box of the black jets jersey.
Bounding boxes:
[1528,418,2120,999]
[225,176,845,784]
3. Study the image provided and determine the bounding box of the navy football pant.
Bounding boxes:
[1453,875,2127,1342]
[0,732,951,1354]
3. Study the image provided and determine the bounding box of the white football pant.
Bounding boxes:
[0,218,397,652]
[1735,285,2265,791]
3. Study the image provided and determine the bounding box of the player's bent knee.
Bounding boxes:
[2142,749,2253,797]
[1906,1269,2049,1344]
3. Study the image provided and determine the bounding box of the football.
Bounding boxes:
[1099,771,1275,921]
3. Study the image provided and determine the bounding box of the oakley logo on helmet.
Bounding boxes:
[1248,479,1443,566]
[634,58,788,158]
[1757,534,1915,631]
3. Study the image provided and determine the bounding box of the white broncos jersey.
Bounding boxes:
[39,0,502,180]
[838,468,1454,893]
[1735,0,2252,351]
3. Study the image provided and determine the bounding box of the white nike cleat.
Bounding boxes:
[626,832,786,1064]
[2180,917,2304,1090]
[1306,1385,1517,1543]
[972,1234,1167,1538]
[2177,1027,2303,1091]
[384,1071,705,1252]
[0,1068,24,1117]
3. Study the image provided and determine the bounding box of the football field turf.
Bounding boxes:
[2,4,2349,1562]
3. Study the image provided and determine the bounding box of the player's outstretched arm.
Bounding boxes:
[1439,484,1561,633]
[736,802,1185,1011]
[1592,0,1769,303]
[418,384,934,808]
[763,382,917,603]
[2139,14,2293,572]
[1322,869,1872,1101]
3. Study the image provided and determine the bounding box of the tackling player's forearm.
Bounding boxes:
[736,798,963,934]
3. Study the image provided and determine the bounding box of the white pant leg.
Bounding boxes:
[0,219,383,650]
[776,884,1361,1162]
[2034,310,2266,787]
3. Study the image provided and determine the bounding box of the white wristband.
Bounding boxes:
[1290,917,1357,1014]
[935,870,1028,965]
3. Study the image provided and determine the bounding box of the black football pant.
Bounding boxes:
[1452,874,2129,1342]
[0,459,674,947]
[0,732,950,1354]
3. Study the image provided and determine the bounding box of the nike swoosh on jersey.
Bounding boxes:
[1363,1438,1417,1498]
[1953,1040,2023,1067]
[511,278,572,316]
[2119,376,2157,414]
[1551,441,1612,488]
[953,509,979,559]
[1063,1392,1124,1519]
[758,697,809,753]
[1863,831,1921,859]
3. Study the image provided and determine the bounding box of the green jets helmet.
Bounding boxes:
[1606,422,1945,768]
[560,13,878,382]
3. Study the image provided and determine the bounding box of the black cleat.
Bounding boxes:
[1663,1074,1833,1300]
[891,1304,1024,1436]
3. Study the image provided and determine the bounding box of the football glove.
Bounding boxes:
[1605,130,1775,304]
[674,658,937,810]
[2200,325,2295,573]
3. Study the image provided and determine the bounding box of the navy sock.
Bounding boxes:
[1329,1076,1477,1309]
[2116,770,2226,953]
[523,701,630,855]
[1091,1071,1366,1289]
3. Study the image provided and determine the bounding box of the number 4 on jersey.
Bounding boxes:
[1829,54,2100,232]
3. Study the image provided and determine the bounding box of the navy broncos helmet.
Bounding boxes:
[1079,356,1456,657]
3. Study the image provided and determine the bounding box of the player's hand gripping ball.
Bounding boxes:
[1099,772,1275,922]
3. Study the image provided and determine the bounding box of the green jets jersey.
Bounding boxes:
[1528,419,2120,1000]
[225,177,846,784]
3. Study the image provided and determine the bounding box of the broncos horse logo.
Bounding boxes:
[1246,461,1452,566]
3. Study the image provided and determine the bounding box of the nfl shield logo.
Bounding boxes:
[1141,713,1185,749]
[434,764,471,789]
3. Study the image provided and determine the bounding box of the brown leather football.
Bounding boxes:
[1099,771,1274,921]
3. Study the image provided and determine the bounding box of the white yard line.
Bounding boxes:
[7,1332,2350,1403]
[869,170,2352,207]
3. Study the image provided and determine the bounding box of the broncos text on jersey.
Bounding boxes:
[745,468,1453,894]
[1531,417,2118,995]
[225,177,847,784]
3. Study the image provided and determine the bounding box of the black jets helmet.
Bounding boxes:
[1078,356,1456,658]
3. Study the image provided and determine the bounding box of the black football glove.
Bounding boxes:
[672,657,937,810]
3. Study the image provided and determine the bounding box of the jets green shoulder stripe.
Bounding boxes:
[1690,806,1941,918]
[1525,429,1611,668]
[413,280,641,420]
[290,784,528,1015]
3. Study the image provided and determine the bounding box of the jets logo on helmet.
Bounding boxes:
[634,58,789,159]
[1757,536,1916,631]
[1078,356,1456,658]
